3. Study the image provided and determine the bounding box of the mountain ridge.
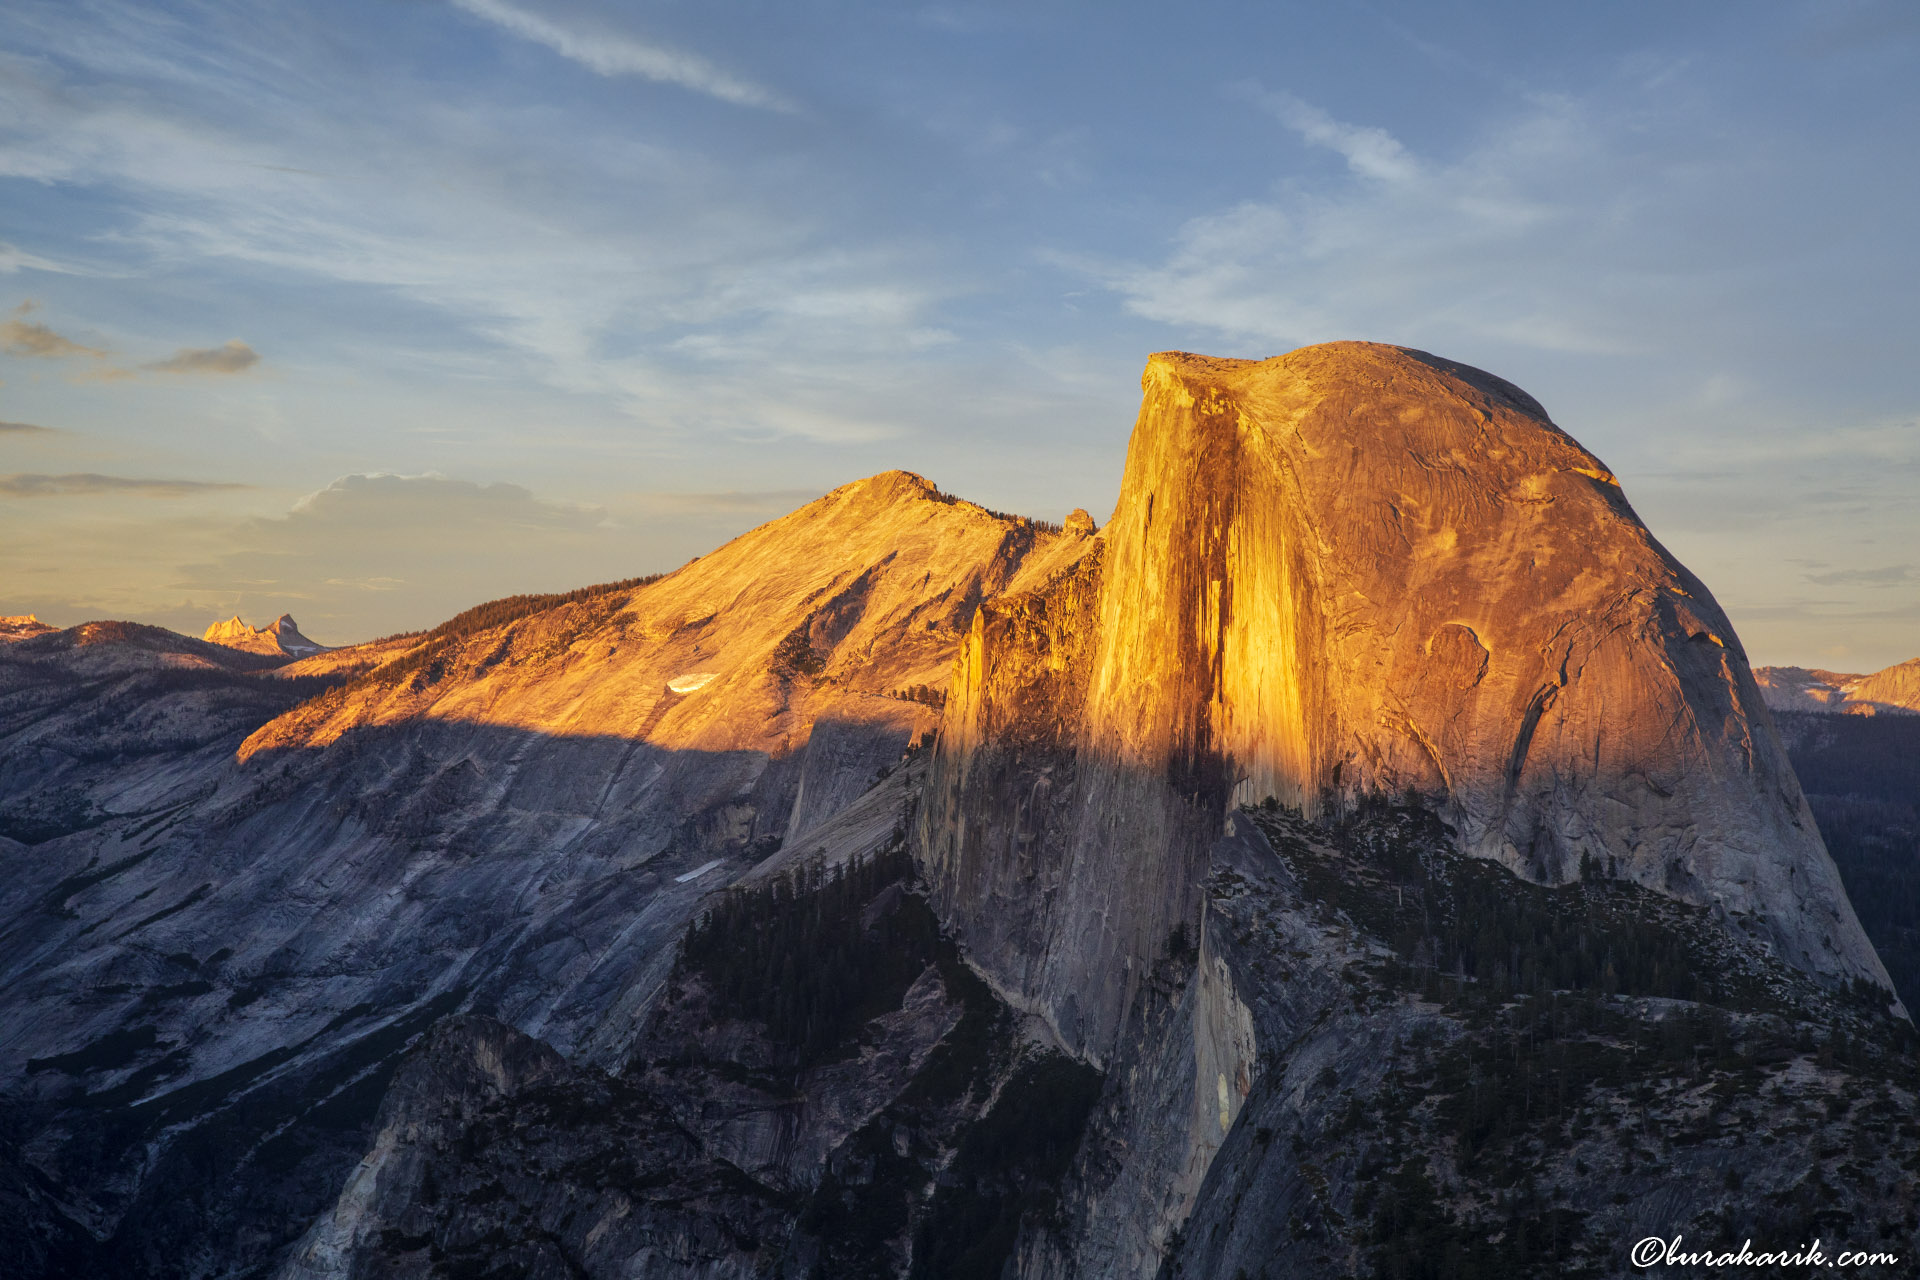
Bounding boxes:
[202,612,328,658]
[0,346,1911,1279]
[1755,657,1920,717]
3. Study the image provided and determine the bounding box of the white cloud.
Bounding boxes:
[282,472,605,532]
[1238,86,1420,184]
[0,8,1039,460]
[449,0,790,111]
[1084,88,1686,358]
[0,241,77,274]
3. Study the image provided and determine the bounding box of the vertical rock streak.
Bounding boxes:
[922,342,1892,1067]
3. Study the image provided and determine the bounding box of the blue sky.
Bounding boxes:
[1,0,1916,666]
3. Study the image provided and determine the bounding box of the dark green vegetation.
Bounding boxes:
[1777,711,1920,1011]
[404,575,668,651]
[678,844,1108,1277]
[1214,802,1920,1280]
[1361,1155,1588,1280]
[361,846,1104,1280]
[676,844,1105,1278]
[1245,797,1898,1019]
[908,1054,1103,1280]
[791,969,1098,1280]
[924,485,1063,535]
[681,846,941,1067]
[770,620,827,683]
[890,684,947,709]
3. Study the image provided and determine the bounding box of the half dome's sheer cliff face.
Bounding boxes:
[1,351,1912,1280]
[921,342,1890,1061]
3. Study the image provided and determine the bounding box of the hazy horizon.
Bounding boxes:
[3,1,1917,667]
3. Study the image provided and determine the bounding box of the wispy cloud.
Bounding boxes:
[0,419,54,433]
[0,243,77,275]
[146,338,260,375]
[324,576,405,592]
[450,0,789,111]
[0,301,106,359]
[1077,86,1679,357]
[0,472,251,498]
[0,11,959,446]
[164,472,619,638]
[1805,564,1912,587]
[1237,85,1420,183]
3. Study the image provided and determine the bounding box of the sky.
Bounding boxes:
[0,0,1916,667]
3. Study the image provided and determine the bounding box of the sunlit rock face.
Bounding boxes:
[243,471,1087,768]
[0,472,1090,1275]
[1844,658,1920,713]
[922,341,1890,1062]
[1755,658,1920,716]
[203,613,327,658]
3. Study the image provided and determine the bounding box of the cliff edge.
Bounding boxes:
[921,341,1892,1061]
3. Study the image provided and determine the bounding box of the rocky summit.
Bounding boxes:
[923,343,1890,1066]
[0,344,1914,1280]
[203,613,330,659]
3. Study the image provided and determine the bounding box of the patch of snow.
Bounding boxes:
[667,671,719,694]
[674,858,725,883]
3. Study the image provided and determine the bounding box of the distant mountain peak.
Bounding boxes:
[1754,658,1920,717]
[0,614,55,643]
[202,612,327,658]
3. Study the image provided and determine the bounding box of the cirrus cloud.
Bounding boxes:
[450,0,790,111]
[0,472,250,498]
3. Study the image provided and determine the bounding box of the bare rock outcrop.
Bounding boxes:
[0,614,56,643]
[0,473,1090,1278]
[1848,657,1920,712]
[203,612,327,658]
[243,471,1088,766]
[1,354,1909,1280]
[1755,658,1920,716]
[922,342,1891,1065]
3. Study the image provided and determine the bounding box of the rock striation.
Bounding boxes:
[1755,658,1920,717]
[242,471,1086,766]
[921,342,1891,1067]
[0,473,1088,1277]
[0,347,1911,1280]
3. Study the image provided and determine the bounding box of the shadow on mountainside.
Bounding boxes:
[0,710,925,1280]
[1777,711,1920,1013]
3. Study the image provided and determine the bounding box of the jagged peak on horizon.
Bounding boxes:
[203,611,325,656]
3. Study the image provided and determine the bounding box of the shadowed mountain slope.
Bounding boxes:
[0,474,1086,1277]
[0,349,1910,1280]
